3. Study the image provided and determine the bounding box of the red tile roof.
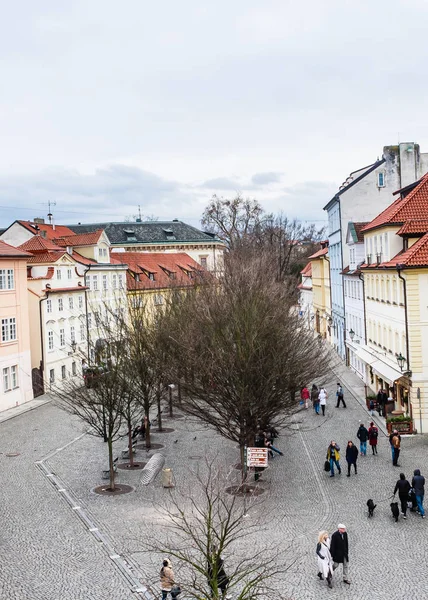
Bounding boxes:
[379,233,428,268]
[28,266,55,280]
[53,230,104,247]
[362,173,428,232]
[308,247,328,259]
[111,252,207,291]
[25,251,68,264]
[18,236,64,253]
[396,220,428,236]
[300,262,312,276]
[0,240,32,258]
[17,220,75,239]
[72,251,97,265]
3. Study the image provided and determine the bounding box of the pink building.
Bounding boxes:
[0,241,33,411]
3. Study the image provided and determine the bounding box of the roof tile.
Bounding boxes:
[0,240,32,258]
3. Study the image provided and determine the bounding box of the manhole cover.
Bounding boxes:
[188,455,203,460]
[154,427,175,434]
[225,485,265,497]
[135,443,164,450]
[93,484,134,496]
[117,462,147,470]
[5,453,20,457]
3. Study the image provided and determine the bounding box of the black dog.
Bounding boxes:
[390,501,400,522]
[367,499,377,517]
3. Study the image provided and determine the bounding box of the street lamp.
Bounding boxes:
[349,329,355,341]
[71,340,77,353]
[396,352,406,372]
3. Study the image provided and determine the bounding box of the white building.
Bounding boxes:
[324,142,428,361]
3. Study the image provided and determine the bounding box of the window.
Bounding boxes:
[1,317,16,342]
[392,278,398,304]
[11,365,18,389]
[80,323,85,341]
[49,369,55,384]
[61,365,66,380]
[3,367,10,391]
[94,311,100,325]
[78,295,83,309]
[103,275,107,290]
[4,365,19,390]
[200,257,208,268]
[58,298,63,311]
[85,275,89,288]
[69,297,74,310]
[92,276,98,290]
[70,326,75,343]
[88,313,92,328]
[0,269,14,290]
[60,328,65,347]
[118,274,124,289]
[72,361,77,376]
[47,299,52,313]
[48,330,54,351]
[56,269,62,280]
[377,171,385,187]
[154,294,164,306]
[67,268,72,280]
[112,274,117,289]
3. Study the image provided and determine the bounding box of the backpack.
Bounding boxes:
[371,428,378,439]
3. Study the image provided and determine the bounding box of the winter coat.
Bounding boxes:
[311,386,319,403]
[319,389,327,406]
[326,444,340,461]
[301,387,310,400]
[394,478,411,499]
[330,530,349,564]
[389,432,401,447]
[357,425,369,443]
[316,539,333,579]
[368,426,378,446]
[160,563,175,591]
[412,470,425,496]
[345,444,358,464]
[392,434,401,450]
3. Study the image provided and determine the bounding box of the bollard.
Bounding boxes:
[162,468,174,488]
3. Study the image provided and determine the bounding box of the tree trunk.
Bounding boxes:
[157,392,163,432]
[145,409,151,448]
[127,418,134,467]
[102,406,108,442]
[108,435,115,491]
[169,386,173,417]
[178,381,182,406]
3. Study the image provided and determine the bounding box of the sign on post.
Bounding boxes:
[247,447,268,468]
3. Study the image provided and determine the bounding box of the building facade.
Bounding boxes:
[308,242,331,340]
[298,262,313,328]
[0,241,33,411]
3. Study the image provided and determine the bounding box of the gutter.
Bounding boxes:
[358,271,367,344]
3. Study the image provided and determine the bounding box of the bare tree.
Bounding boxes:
[161,250,329,479]
[147,460,280,599]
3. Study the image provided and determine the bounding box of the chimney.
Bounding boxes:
[33,217,45,224]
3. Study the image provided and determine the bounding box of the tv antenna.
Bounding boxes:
[47,200,56,224]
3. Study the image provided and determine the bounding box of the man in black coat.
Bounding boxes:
[330,524,350,585]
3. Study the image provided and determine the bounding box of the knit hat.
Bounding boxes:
[337,523,346,530]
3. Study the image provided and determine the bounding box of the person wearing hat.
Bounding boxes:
[330,524,350,585]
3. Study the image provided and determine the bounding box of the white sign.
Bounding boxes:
[247,447,268,468]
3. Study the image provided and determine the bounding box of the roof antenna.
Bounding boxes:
[136,205,142,223]
[47,200,56,226]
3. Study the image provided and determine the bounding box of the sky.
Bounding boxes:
[1,0,428,229]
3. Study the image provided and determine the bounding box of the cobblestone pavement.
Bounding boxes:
[3,362,428,600]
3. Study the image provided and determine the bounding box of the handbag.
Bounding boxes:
[324,460,330,472]
[171,584,182,595]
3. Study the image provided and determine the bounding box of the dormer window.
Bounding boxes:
[163,228,176,241]
[124,229,137,242]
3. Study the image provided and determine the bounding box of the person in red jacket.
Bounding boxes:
[368,421,378,455]
[301,386,310,409]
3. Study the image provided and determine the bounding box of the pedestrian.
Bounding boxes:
[356,423,369,456]
[412,469,425,518]
[316,531,333,588]
[301,385,310,409]
[330,524,351,585]
[368,422,378,455]
[377,388,388,417]
[319,387,328,416]
[326,441,341,477]
[264,431,283,458]
[345,441,358,477]
[389,429,401,462]
[336,383,346,408]
[392,430,401,466]
[208,547,231,599]
[368,398,375,416]
[160,559,180,599]
[393,473,411,519]
[311,384,320,414]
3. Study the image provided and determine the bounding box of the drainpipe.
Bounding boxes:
[39,292,49,393]
[83,265,92,361]
[359,272,367,344]
[338,198,347,359]
[396,265,410,372]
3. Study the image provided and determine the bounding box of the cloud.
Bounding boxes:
[251,172,284,185]
[199,177,241,190]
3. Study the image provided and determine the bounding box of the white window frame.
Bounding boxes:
[3,367,10,392]
[49,369,55,384]
[10,365,18,389]
[1,317,17,342]
[60,328,65,347]
[67,268,72,280]
[48,330,54,351]
[69,297,74,310]
[47,299,52,313]
[70,326,75,343]
[92,276,98,290]
[0,268,14,290]
[56,269,62,280]
[103,275,107,290]
[78,295,83,309]
[61,365,67,380]
[58,298,63,311]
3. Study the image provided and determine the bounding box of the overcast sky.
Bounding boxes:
[1,0,428,229]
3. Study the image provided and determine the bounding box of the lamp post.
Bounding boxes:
[349,329,355,341]
[396,353,406,372]
[168,384,175,417]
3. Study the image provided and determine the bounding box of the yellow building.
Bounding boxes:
[308,242,331,341]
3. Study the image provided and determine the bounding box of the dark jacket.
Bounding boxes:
[311,386,319,403]
[330,530,349,563]
[394,478,411,498]
[412,470,425,496]
[357,425,369,442]
[345,444,358,464]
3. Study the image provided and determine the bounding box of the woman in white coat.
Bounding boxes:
[316,530,333,588]
[318,388,328,416]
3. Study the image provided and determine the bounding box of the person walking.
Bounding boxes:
[316,531,333,588]
[392,430,401,466]
[208,547,231,599]
[264,432,283,458]
[389,429,401,462]
[356,423,369,456]
[368,398,375,416]
[160,559,180,599]
[412,469,425,518]
[394,473,411,519]
[377,388,388,417]
[301,385,310,409]
[311,384,320,414]
[330,524,350,585]
[336,383,346,408]
[326,441,341,477]
[319,387,328,416]
[345,441,358,477]
[368,422,378,455]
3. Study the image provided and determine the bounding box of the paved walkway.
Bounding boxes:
[2,363,428,599]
